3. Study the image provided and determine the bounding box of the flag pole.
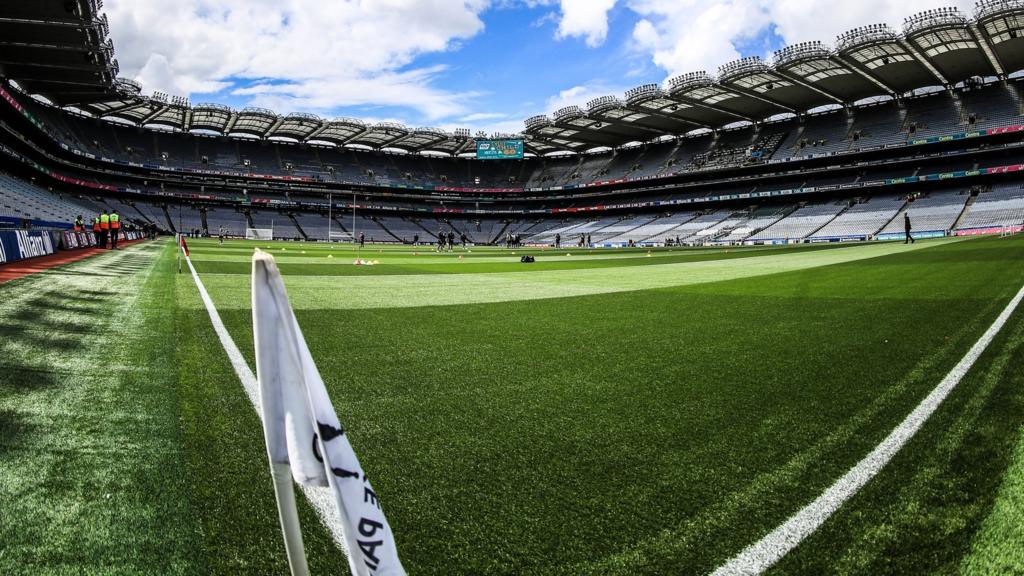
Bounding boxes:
[270,461,311,576]
[253,246,311,576]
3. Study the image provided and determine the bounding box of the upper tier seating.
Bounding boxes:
[16,80,1021,193]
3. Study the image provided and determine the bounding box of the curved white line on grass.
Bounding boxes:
[711,282,1024,576]
[184,255,350,556]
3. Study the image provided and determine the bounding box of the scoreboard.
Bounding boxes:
[476,139,524,160]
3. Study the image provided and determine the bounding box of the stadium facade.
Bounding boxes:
[1,0,1024,249]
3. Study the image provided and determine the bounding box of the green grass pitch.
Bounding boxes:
[2,236,1024,574]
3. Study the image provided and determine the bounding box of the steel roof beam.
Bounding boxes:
[96,100,147,117]
[262,116,285,139]
[771,66,855,103]
[897,38,950,86]
[139,104,170,127]
[830,53,901,96]
[304,123,331,143]
[771,70,846,105]
[969,22,1007,77]
[223,112,238,134]
[667,92,754,124]
[628,106,711,130]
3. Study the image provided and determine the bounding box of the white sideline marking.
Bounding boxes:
[184,254,350,555]
[712,282,1024,576]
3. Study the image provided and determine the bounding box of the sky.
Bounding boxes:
[103,0,978,135]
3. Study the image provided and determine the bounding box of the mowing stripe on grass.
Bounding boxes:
[183,253,350,557]
[189,239,959,311]
[711,280,1024,576]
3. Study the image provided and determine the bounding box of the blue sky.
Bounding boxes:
[102,0,973,135]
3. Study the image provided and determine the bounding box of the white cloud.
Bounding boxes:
[626,0,979,80]
[626,0,771,78]
[544,82,632,114]
[443,118,524,135]
[458,112,511,122]
[101,0,985,135]
[103,0,490,119]
[555,0,618,47]
[231,65,483,120]
[767,0,976,46]
[526,0,982,134]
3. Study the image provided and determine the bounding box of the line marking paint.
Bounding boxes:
[184,253,351,556]
[185,239,1023,572]
[712,282,1024,576]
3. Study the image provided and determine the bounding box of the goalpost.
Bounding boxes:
[246,227,274,240]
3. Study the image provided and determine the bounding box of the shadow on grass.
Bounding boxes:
[34,248,157,279]
[0,408,35,458]
[0,269,120,398]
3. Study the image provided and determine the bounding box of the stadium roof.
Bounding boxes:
[3,1,1024,155]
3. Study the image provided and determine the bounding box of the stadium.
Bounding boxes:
[2,0,1024,574]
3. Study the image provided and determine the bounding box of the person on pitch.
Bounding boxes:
[904,212,914,244]
[99,210,110,248]
[109,209,120,249]
[92,214,102,245]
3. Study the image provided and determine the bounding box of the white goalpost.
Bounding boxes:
[246,227,274,240]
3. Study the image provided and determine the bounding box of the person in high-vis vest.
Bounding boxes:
[92,214,102,246]
[73,215,84,232]
[109,210,121,250]
[99,210,110,249]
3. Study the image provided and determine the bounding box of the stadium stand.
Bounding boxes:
[290,213,335,241]
[13,78,1017,191]
[0,173,94,226]
[670,210,732,242]
[589,216,657,244]
[718,205,793,242]
[750,201,848,241]
[878,190,971,236]
[603,212,697,244]
[377,217,433,243]
[201,206,248,236]
[810,195,908,239]
[956,184,1024,232]
[2,2,1024,250]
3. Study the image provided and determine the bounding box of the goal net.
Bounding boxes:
[329,231,354,243]
[246,228,273,240]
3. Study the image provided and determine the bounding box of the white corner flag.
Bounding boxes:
[252,249,406,576]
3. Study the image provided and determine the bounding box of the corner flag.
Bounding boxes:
[252,249,405,576]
